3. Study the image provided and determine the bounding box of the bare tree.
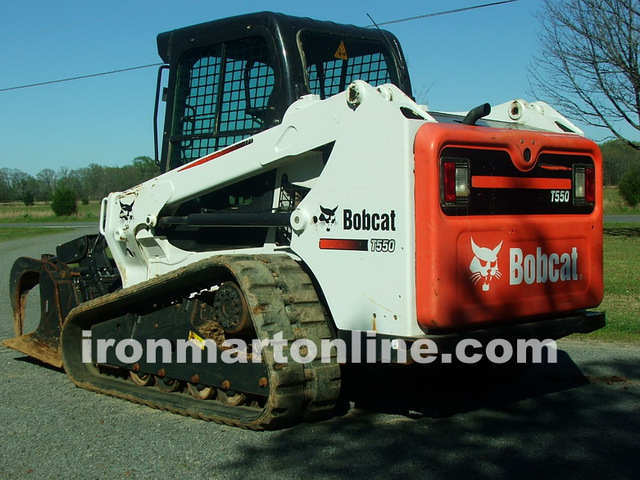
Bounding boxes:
[530,0,640,148]
[36,168,57,199]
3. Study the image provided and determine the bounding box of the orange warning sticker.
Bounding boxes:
[334,40,348,60]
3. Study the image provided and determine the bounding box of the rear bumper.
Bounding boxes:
[421,310,605,354]
[338,311,605,363]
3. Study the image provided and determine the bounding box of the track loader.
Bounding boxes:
[5,12,605,429]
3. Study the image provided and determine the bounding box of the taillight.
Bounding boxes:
[574,165,596,205]
[585,167,595,203]
[442,159,470,205]
[443,162,456,202]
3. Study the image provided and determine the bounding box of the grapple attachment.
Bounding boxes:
[3,235,120,368]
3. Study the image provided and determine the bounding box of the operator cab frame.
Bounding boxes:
[156,11,412,173]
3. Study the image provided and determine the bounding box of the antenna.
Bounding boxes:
[366,13,395,47]
[366,13,400,66]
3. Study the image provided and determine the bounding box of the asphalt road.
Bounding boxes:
[604,215,640,223]
[1,229,639,480]
[0,222,97,228]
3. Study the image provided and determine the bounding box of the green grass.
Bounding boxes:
[603,186,640,215]
[583,223,640,343]
[0,202,101,223]
[0,227,70,242]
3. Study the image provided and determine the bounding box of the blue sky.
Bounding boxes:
[0,0,613,176]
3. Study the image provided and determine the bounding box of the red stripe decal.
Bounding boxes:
[178,139,253,172]
[539,164,572,171]
[471,176,572,190]
[319,239,368,251]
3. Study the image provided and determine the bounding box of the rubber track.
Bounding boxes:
[61,254,341,430]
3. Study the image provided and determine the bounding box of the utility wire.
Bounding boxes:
[0,63,164,93]
[0,0,520,93]
[366,0,520,27]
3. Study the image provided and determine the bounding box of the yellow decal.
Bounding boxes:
[334,40,348,60]
[188,331,206,350]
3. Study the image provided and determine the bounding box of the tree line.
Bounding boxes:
[1,143,639,206]
[0,156,160,204]
[600,140,640,185]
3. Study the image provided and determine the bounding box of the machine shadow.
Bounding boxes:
[339,348,587,419]
[213,350,639,480]
[13,354,65,374]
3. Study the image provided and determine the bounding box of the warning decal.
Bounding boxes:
[334,40,348,60]
[188,331,206,350]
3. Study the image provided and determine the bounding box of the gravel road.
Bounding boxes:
[1,229,638,480]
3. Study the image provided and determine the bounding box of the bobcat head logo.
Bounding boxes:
[319,205,338,231]
[469,237,503,292]
[119,199,135,222]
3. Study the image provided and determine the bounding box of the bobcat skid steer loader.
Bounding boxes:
[5,12,604,429]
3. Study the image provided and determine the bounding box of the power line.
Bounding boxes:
[1,1,520,93]
[366,0,520,27]
[0,63,163,93]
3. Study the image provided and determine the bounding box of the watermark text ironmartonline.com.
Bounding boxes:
[82,330,558,366]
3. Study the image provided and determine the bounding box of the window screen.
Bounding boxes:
[170,36,275,166]
[301,31,394,99]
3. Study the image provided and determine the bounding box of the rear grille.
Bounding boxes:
[440,147,596,216]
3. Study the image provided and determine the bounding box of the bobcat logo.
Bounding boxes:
[319,205,338,231]
[119,199,135,222]
[469,238,503,292]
